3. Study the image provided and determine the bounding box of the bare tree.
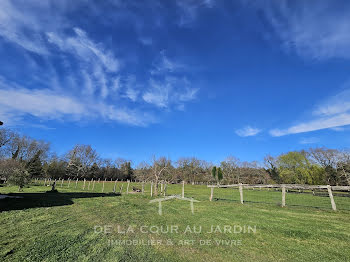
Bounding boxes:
[66,144,99,178]
[134,161,151,182]
[220,156,240,183]
[308,148,340,184]
[0,128,14,148]
[176,157,202,184]
[308,148,339,168]
[337,149,350,185]
[151,156,171,196]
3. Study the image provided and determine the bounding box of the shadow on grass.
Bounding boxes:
[0,192,121,212]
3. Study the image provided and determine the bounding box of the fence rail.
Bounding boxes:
[207,184,350,191]
[207,183,350,211]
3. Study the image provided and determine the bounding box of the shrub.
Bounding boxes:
[7,168,31,191]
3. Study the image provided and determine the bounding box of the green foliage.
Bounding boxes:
[120,161,133,180]
[211,166,217,179]
[278,152,313,184]
[66,159,82,179]
[309,165,326,185]
[88,162,100,179]
[46,160,66,179]
[217,167,223,181]
[26,151,43,178]
[7,168,30,190]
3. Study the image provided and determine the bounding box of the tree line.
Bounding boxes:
[1,128,350,190]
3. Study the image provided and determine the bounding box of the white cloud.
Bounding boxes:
[0,1,199,127]
[235,126,261,137]
[176,0,214,27]
[125,88,139,102]
[259,1,350,60]
[139,37,152,46]
[143,77,198,109]
[143,79,169,108]
[81,70,95,95]
[179,87,199,102]
[270,113,350,137]
[151,51,186,75]
[47,28,120,72]
[270,86,350,136]
[0,0,49,54]
[0,87,86,120]
[299,137,320,145]
[106,106,156,126]
[330,127,345,132]
[112,77,121,92]
[313,88,350,116]
[0,78,155,127]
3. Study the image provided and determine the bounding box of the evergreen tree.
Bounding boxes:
[217,167,223,182]
[88,162,100,179]
[212,166,217,180]
[26,150,43,178]
[46,160,66,179]
[66,159,81,179]
[211,166,223,184]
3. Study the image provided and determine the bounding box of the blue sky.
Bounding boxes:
[1,0,350,165]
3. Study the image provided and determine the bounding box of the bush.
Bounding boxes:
[7,168,31,191]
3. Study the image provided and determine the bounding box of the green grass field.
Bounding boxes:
[1,181,350,262]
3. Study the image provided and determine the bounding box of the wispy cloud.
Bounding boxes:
[151,51,187,75]
[0,84,86,121]
[143,80,169,108]
[235,126,261,137]
[139,36,152,46]
[176,0,214,27]
[270,86,350,136]
[258,1,350,60]
[144,51,198,110]
[0,78,156,127]
[0,0,49,54]
[143,77,198,109]
[330,126,345,132]
[47,28,120,72]
[270,113,350,137]
[299,137,320,145]
[0,1,200,128]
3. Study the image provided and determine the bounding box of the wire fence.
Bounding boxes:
[29,179,350,211]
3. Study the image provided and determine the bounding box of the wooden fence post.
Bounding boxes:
[126,180,130,194]
[75,178,78,188]
[163,182,167,196]
[239,183,244,204]
[327,185,337,211]
[102,179,105,192]
[282,185,286,207]
[83,179,86,190]
[210,187,214,201]
[182,181,185,198]
[151,182,153,197]
[113,179,117,193]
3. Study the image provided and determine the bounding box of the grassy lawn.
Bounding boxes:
[1,181,350,262]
